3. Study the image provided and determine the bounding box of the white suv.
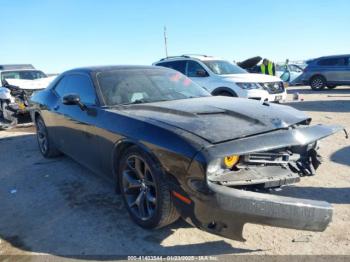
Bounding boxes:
[153,55,287,102]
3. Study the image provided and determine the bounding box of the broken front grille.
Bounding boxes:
[243,152,290,164]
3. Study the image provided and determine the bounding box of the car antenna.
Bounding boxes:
[164,26,169,58]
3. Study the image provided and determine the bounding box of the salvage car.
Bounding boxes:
[153,55,287,103]
[0,64,53,125]
[30,65,342,241]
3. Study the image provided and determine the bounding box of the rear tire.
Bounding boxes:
[118,146,179,229]
[310,76,326,91]
[35,116,61,158]
[327,85,337,89]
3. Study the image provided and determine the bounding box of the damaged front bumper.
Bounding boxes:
[182,178,333,241]
[203,181,332,241]
[180,124,343,241]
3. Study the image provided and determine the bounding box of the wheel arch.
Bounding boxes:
[111,138,163,192]
[309,74,327,83]
[211,87,238,96]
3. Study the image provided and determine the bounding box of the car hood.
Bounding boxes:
[237,56,262,69]
[115,97,309,144]
[5,76,56,90]
[221,73,281,83]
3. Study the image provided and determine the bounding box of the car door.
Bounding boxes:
[288,65,303,82]
[345,57,350,84]
[186,60,209,89]
[52,73,101,171]
[319,57,348,84]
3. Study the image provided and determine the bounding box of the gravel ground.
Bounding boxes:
[0,86,349,259]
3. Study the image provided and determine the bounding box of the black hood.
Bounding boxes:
[114,97,309,144]
[237,56,262,69]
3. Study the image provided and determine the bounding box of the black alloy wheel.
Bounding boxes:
[119,146,179,229]
[122,154,157,221]
[36,117,49,155]
[35,116,61,158]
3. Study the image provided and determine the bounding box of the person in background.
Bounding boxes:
[284,59,289,70]
[260,58,276,76]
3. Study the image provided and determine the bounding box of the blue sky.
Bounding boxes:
[1,0,349,73]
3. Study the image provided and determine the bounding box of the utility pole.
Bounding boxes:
[164,26,168,58]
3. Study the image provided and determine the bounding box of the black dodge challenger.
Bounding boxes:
[30,66,342,241]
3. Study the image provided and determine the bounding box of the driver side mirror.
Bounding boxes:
[62,94,86,111]
[196,69,208,77]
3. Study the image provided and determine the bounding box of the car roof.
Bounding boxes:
[0,69,44,73]
[0,64,35,70]
[154,54,222,64]
[316,54,350,60]
[63,65,163,74]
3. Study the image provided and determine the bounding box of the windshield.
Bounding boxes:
[96,68,210,106]
[1,70,47,81]
[203,60,247,75]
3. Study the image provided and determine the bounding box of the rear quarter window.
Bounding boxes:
[156,61,186,74]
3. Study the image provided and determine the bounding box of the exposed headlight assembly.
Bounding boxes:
[207,155,240,178]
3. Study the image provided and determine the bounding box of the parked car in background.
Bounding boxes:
[30,65,341,241]
[299,54,350,90]
[153,55,286,103]
[0,64,52,125]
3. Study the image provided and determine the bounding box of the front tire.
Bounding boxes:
[118,146,179,229]
[35,116,61,158]
[310,76,326,91]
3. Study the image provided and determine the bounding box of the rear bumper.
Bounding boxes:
[185,181,332,241]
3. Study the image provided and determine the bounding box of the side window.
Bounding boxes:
[54,77,68,98]
[65,75,97,105]
[318,58,347,66]
[186,61,207,77]
[157,61,186,74]
[336,58,347,66]
[54,74,97,105]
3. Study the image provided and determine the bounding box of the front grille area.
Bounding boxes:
[23,89,37,97]
[244,152,290,164]
[260,82,285,94]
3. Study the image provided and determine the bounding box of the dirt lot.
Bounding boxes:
[0,86,349,259]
